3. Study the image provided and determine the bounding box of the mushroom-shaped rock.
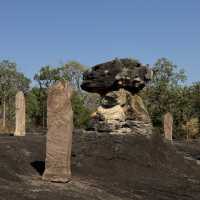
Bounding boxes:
[81,58,153,135]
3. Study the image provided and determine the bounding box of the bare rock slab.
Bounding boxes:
[43,81,73,183]
[14,91,26,136]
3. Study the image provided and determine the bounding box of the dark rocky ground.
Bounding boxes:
[1,131,200,200]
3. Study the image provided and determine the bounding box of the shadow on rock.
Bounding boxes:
[31,161,45,176]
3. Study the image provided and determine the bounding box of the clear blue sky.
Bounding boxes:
[0,0,199,84]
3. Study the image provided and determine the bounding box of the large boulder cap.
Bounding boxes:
[81,58,153,95]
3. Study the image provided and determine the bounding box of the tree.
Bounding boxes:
[0,60,30,129]
[71,91,91,128]
[34,61,86,90]
[34,66,66,89]
[61,61,86,91]
[185,82,200,138]
[189,82,200,119]
[34,66,63,128]
[142,58,188,137]
[34,61,91,129]
[26,87,44,129]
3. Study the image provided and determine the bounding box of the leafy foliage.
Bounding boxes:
[33,61,90,129]
[0,58,200,139]
[0,60,30,130]
[142,58,199,138]
[71,92,91,128]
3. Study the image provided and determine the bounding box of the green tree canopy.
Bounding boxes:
[142,58,189,137]
[0,60,31,129]
[33,61,91,129]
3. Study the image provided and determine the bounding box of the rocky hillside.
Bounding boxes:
[1,131,200,200]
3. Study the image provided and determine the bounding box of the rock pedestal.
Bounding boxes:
[43,81,73,183]
[90,89,152,135]
[14,91,26,136]
[81,58,153,135]
[164,113,173,141]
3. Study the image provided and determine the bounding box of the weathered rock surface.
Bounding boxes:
[1,132,200,200]
[81,58,152,95]
[89,89,152,135]
[164,113,173,141]
[81,58,153,135]
[14,91,26,136]
[43,81,73,183]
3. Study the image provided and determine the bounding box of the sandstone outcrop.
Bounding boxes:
[81,58,153,135]
[81,58,153,95]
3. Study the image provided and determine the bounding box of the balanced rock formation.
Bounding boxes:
[81,58,153,135]
[43,81,73,183]
[14,91,26,136]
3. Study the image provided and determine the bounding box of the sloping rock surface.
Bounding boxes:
[1,132,200,200]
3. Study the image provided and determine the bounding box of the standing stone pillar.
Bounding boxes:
[43,81,73,183]
[14,91,26,136]
[164,112,173,141]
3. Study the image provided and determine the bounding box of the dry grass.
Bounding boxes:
[0,119,14,134]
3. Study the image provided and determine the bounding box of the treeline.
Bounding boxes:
[0,60,30,133]
[142,58,200,139]
[0,58,199,139]
[0,60,98,133]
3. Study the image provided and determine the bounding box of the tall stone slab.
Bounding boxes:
[43,81,73,183]
[14,91,26,136]
[164,112,173,141]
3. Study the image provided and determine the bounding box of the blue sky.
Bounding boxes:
[0,0,199,84]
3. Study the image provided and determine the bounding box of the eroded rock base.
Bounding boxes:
[89,89,153,136]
